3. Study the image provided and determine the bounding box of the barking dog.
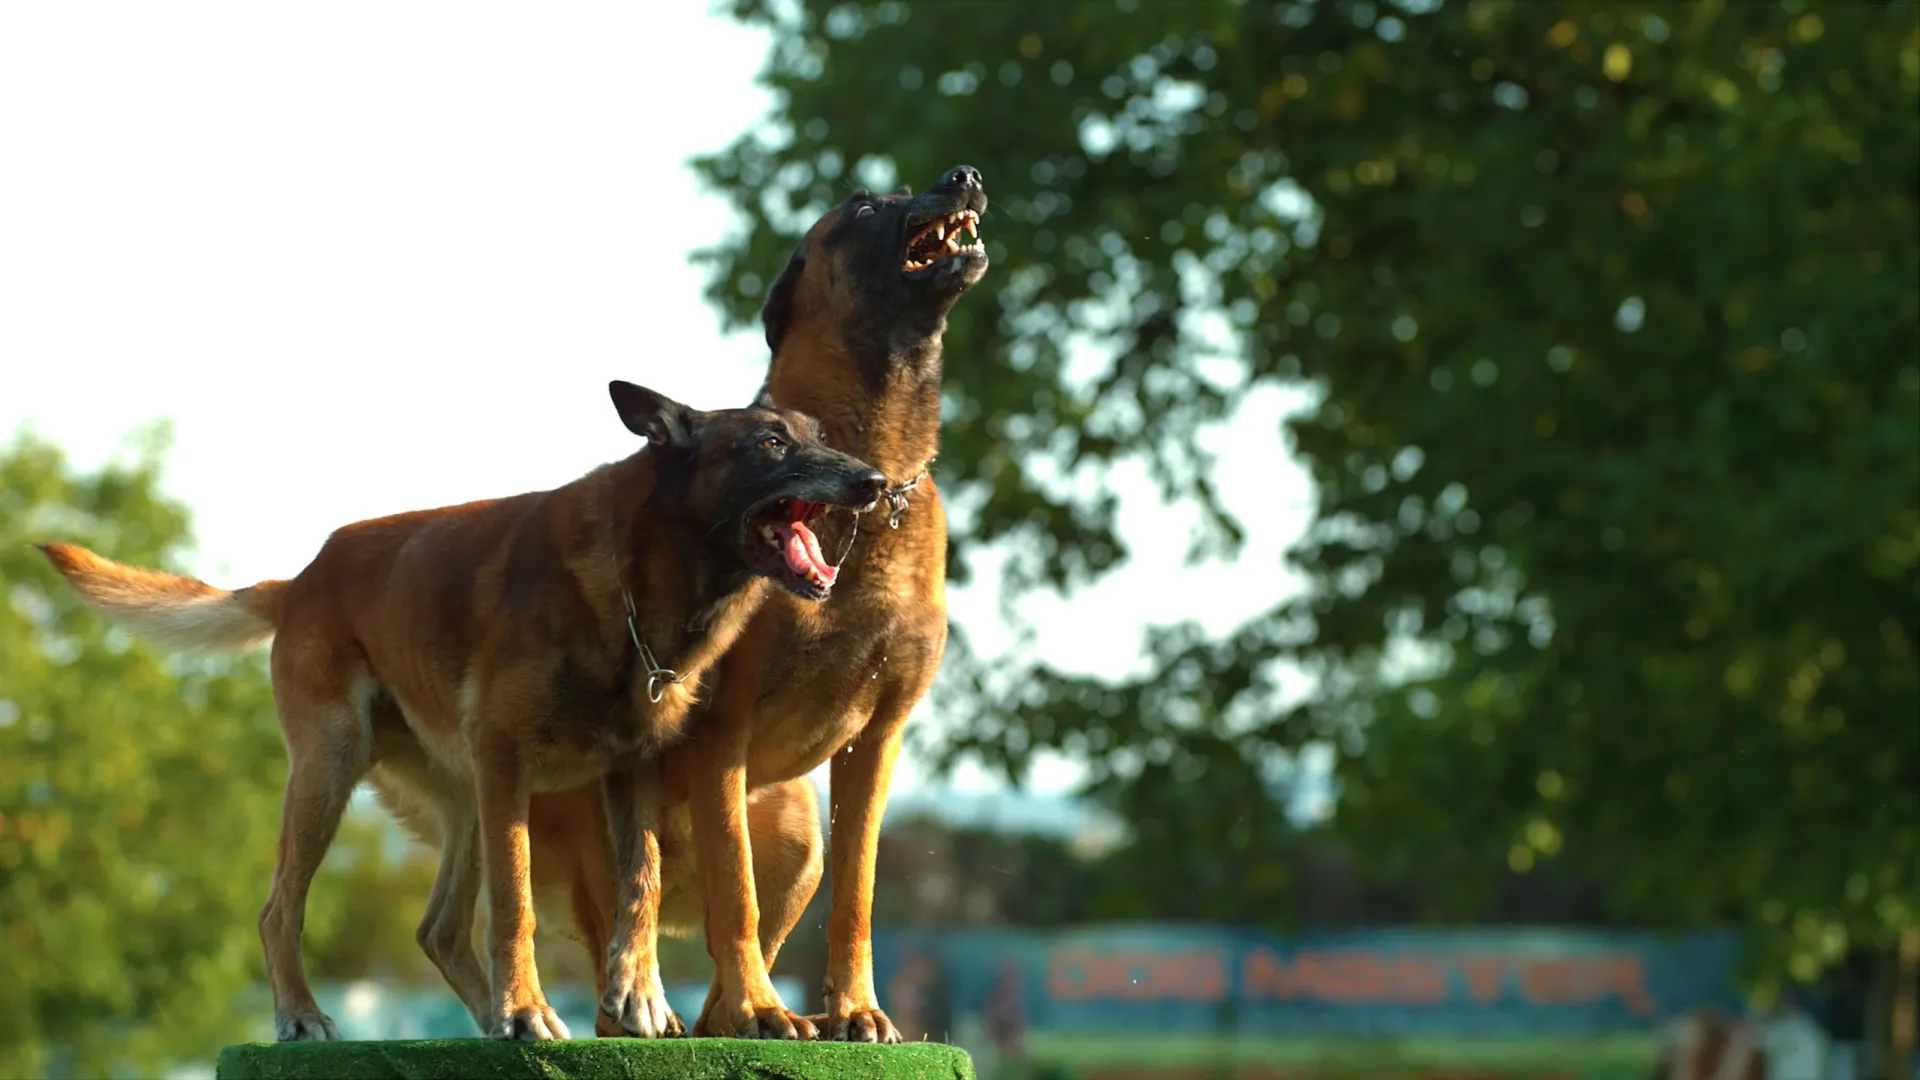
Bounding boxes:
[377,166,992,1042]
[38,382,886,1042]
[672,164,989,1040]
[382,164,998,1037]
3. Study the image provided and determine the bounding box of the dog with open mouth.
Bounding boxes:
[367,166,992,1042]
[670,163,989,1040]
[36,381,886,1043]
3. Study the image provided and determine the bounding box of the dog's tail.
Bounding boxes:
[36,541,286,653]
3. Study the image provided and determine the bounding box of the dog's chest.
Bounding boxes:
[743,591,943,785]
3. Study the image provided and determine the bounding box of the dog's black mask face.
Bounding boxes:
[609,381,887,601]
[761,164,990,356]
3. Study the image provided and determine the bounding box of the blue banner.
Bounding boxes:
[872,925,1748,1038]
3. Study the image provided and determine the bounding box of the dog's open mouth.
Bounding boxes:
[746,496,838,598]
[903,208,983,272]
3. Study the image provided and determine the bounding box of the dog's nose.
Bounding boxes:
[850,469,889,506]
[945,165,983,191]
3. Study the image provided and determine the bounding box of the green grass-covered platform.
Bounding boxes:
[216,1039,974,1080]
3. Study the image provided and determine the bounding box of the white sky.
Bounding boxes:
[0,3,1324,813]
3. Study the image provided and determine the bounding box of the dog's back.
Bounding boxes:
[276,488,562,732]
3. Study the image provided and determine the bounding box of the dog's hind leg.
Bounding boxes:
[569,849,624,1039]
[259,651,374,1042]
[750,778,825,975]
[414,802,492,1033]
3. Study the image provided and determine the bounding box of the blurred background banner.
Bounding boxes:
[874,926,1745,1038]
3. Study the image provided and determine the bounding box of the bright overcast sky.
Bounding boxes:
[0,3,1323,810]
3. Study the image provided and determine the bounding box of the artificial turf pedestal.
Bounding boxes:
[215,1039,975,1080]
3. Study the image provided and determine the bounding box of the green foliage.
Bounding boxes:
[0,428,285,1074]
[692,0,1920,986]
[0,431,433,1075]
[214,1039,975,1080]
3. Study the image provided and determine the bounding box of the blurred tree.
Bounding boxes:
[692,0,1920,1008]
[0,430,431,1075]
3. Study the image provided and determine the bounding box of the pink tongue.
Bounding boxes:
[774,519,837,584]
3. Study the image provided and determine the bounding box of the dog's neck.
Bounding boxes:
[764,316,945,484]
[598,453,765,701]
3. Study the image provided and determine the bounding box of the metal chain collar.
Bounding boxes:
[621,586,685,704]
[883,459,933,530]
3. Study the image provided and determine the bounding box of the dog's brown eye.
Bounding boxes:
[759,436,785,451]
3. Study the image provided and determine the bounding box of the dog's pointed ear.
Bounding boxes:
[749,383,778,410]
[761,245,805,356]
[609,381,695,450]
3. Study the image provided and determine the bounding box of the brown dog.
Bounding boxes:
[37,381,887,1043]
[380,166,992,1042]
[675,163,990,1041]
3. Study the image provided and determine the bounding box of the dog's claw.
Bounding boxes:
[814,1006,900,1044]
[694,1003,816,1040]
[600,983,684,1039]
[274,1011,341,1042]
[489,1004,571,1041]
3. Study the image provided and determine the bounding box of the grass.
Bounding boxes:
[215,1038,975,1080]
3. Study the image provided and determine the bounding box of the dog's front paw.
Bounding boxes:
[600,977,684,1039]
[274,1010,341,1042]
[489,997,571,1041]
[693,993,816,1040]
[812,1002,901,1044]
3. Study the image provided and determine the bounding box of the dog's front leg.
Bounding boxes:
[684,722,818,1040]
[598,751,683,1038]
[818,707,909,1043]
[472,727,570,1041]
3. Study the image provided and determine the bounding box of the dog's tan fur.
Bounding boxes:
[674,166,989,1041]
[38,384,885,1042]
[378,168,992,1043]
